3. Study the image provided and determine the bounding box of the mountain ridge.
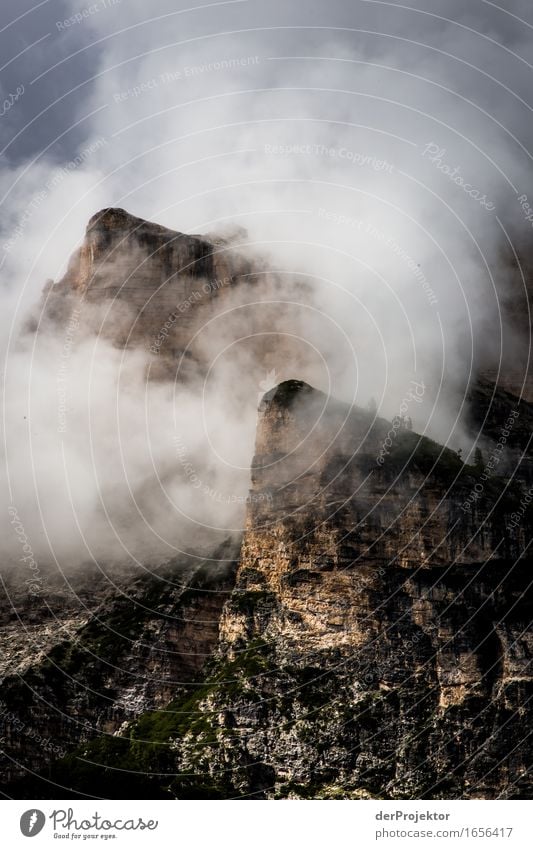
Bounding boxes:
[2,378,531,799]
[2,208,532,799]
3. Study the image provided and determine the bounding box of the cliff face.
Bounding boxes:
[162,381,531,800]
[36,208,253,368]
[3,209,532,800]
[0,546,238,787]
[35,208,305,383]
[6,381,531,800]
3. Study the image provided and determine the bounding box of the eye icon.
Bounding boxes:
[20,810,46,837]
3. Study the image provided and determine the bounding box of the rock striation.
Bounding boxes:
[162,381,531,799]
[34,208,306,383]
[4,381,531,799]
[34,209,254,370]
[2,209,532,799]
[0,546,238,788]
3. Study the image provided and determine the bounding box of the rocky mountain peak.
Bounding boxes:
[260,378,315,408]
[85,206,192,246]
[87,206,143,232]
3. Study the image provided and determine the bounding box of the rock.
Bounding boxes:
[6,381,530,800]
[3,208,532,799]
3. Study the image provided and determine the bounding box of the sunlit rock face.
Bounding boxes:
[2,378,531,799]
[34,208,309,384]
[0,547,239,786]
[2,208,532,800]
[36,208,253,369]
[167,381,531,800]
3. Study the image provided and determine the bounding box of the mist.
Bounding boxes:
[1,0,532,570]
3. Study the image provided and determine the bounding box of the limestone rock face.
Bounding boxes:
[35,208,308,384]
[3,208,532,799]
[3,381,531,799]
[38,208,253,361]
[167,382,531,799]
[0,547,238,786]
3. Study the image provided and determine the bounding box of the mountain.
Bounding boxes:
[33,207,305,382]
[1,210,531,800]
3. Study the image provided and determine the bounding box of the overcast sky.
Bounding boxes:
[1,0,533,566]
[2,0,533,164]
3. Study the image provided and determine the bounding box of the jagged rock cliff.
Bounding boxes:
[2,209,532,799]
[4,381,531,799]
[0,544,238,788]
[164,381,531,800]
[33,207,305,382]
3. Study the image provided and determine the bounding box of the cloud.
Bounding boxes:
[1,0,532,568]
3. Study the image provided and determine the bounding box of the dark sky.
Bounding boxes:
[1,0,532,165]
[0,0,96,163]
[1,0,533,564]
